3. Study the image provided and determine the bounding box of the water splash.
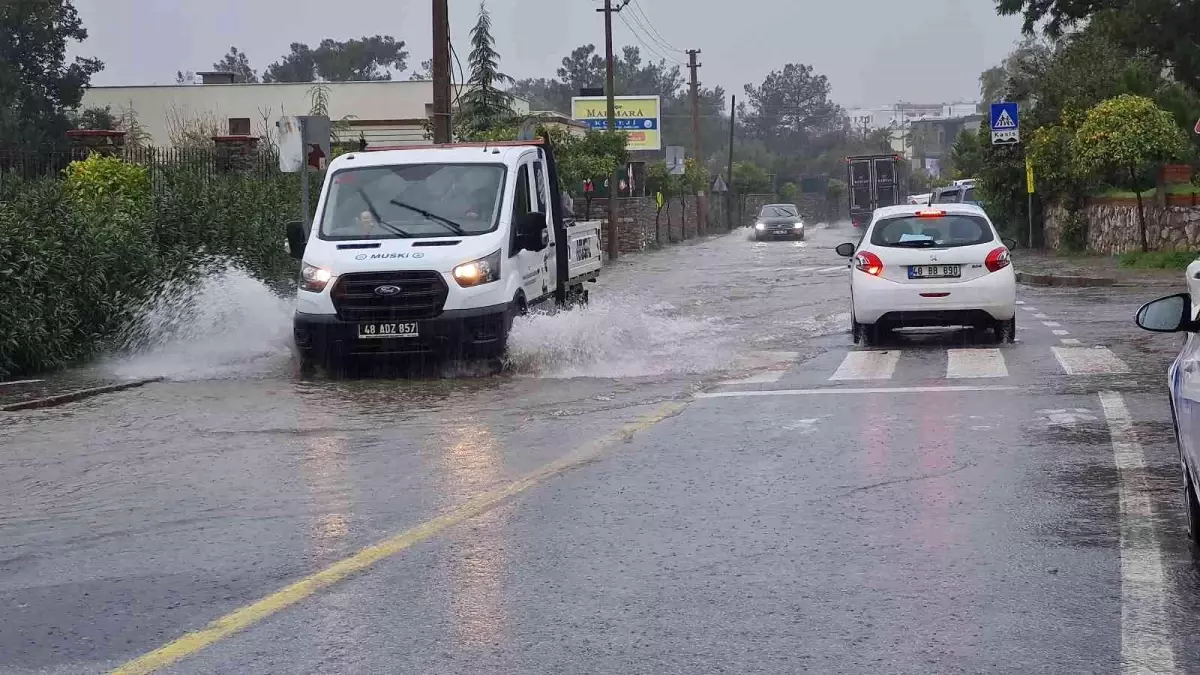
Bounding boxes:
[504,296,733,379]
[103,259,295,381]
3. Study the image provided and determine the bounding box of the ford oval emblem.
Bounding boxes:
[374,285,402,297]
[355,254,368,260]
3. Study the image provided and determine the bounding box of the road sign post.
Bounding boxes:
[666,146,685,175]
[990,102,1020,145]
[277,115,331,231]
[1025,156,1035,247]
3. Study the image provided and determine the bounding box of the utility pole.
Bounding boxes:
[431,0,451,143]
[726,94,736,230]
[598,0,629,261]
[687,49,707,234]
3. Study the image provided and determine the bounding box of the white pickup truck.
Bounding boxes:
[284,138,602,371]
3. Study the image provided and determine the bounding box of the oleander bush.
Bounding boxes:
[0,157,305,377]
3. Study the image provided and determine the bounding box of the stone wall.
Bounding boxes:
[1044,198,1200,254]
[579,193,784,254]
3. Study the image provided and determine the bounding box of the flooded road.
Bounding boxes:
[4,224,1200,674]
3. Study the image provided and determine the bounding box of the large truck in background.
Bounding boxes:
[847,154,909,228]
[285,137,601,372]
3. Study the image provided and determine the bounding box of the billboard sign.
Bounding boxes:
[571,95,662,151]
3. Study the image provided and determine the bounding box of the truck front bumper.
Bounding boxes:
[293,302,514,362]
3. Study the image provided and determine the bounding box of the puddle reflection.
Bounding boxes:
[436,421,510,655]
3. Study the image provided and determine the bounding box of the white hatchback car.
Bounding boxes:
[835,204,1018,345]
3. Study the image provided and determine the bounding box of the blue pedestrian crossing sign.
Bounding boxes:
[990,102,1020,145]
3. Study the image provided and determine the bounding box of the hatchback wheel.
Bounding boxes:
[994,317,1016,344]
[1186,471,1200,549]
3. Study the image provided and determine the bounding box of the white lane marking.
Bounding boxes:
[1061,338,1082,345]
[697,385,1020,399]
[829,351,901,381]
[1098,391,1177,674]
[719,370,787,385]
[0,379,42,387]
[1022,306,1038,311]
[818,265,848,273]
[1053,330,1071,336]
[946,349,1008,379]
[1016,300,1026,305]
[1052,346,1131,375]
[1033,313,1050,319]
[1043,321,1062,328]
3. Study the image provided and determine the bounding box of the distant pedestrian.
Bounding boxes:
[561,190,576,223]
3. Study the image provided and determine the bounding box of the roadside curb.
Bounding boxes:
[1016,270,1116,288]
[0,377,164,412]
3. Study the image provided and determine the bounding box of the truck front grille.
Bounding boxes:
[331,271,448,322]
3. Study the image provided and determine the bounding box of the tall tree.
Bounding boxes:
[262,43,316,83]
[741,63,842,149]
[995,1,1200,90]
[409,59,432,81]
[262,37,408,83]
[0,0,103,150]
[460,2,514,135]
[213,46,258,83]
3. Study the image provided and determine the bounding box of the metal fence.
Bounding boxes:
[0,146,282,187]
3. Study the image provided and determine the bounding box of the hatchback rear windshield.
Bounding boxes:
[870,214,995,248]
[931,189,962,203]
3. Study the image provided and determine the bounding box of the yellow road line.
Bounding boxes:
[111,401,686,675]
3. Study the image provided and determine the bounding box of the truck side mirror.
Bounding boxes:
[286,220,306,260]
[516,212,548,251]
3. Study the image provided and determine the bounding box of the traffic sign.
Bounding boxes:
[1194,116,1200,134]
[711,174,728,193]
[665,146,685,175]
[990,102,1020,145]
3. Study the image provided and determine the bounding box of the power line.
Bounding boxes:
[617,11,684,66]
[628,0,685,55]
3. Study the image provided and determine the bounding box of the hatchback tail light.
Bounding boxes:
[854,251,884,276]
[985,247,1011,272]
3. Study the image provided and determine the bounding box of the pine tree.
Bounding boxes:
[460,1,514,135]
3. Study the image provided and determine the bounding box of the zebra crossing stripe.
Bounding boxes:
[1052,346,1131,375]
[830,351,901,381]
[946,349,1008,379]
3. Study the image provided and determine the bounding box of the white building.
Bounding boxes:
[846,101,982,158]
[81,74,531,148]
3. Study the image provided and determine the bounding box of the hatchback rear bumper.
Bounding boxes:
[852,268,1016,325]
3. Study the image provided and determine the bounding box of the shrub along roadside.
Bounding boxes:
[0,165,305,378]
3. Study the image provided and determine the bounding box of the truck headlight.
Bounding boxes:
[793,222,804,229]
[754,222,765,230]
[452,249,501,287]
[300,262,333,292]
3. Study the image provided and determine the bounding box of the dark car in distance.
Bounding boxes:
[753,204,805,241]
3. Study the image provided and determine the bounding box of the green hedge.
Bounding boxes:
[0,167,307,378]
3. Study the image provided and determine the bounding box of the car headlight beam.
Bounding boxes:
[452,249,502,287]
[300,262,333,292]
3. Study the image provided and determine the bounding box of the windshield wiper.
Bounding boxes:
[389,199,467,235]
[356,188,413,238]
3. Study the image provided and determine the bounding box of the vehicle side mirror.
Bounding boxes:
[1137,293,1195,333]
[516,211,548,251]
[835,242,856,257]
[1002,237,1018,250]
[286,220,306,260]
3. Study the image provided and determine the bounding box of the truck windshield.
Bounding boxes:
[319,163,506,240]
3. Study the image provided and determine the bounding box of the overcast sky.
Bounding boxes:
[72,0,1023,109]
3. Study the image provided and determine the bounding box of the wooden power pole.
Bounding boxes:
[432,0,451,143]
[687,49,707,233]
[598,0,629,261]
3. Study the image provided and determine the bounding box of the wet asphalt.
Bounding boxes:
[3,223,1200,674]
